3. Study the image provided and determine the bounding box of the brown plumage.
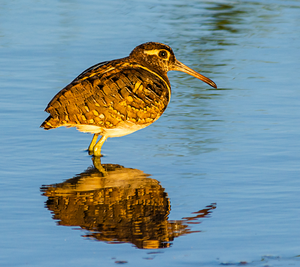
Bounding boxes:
[41,42,217,156]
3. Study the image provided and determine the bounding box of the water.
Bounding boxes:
[1,0,300,266]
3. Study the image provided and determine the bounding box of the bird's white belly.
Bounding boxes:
[65,121,150,138]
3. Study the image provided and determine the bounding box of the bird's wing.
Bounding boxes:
[71,61,111,83]
[45,65,170,128]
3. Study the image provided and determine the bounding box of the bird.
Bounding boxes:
[41,42,217,157]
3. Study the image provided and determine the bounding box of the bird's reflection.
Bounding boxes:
[41,158,216,249]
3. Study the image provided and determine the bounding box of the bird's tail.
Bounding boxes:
[40,115,61,130]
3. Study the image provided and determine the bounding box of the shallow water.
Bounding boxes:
[1,0,300,266]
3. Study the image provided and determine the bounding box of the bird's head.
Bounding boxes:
[129,42,217,88]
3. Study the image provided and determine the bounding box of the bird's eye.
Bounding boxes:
[159,50,168,58]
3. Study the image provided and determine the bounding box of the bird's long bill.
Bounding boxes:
[172,60,217,88]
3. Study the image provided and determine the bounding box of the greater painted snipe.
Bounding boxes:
[41,42,217,156]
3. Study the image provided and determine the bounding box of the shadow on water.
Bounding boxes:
[41,157,216,249]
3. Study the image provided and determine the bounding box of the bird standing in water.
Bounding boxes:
[41,42,217,156]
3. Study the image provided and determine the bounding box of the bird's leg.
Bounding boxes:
[88,134,99,152]
[93,135,107,157]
